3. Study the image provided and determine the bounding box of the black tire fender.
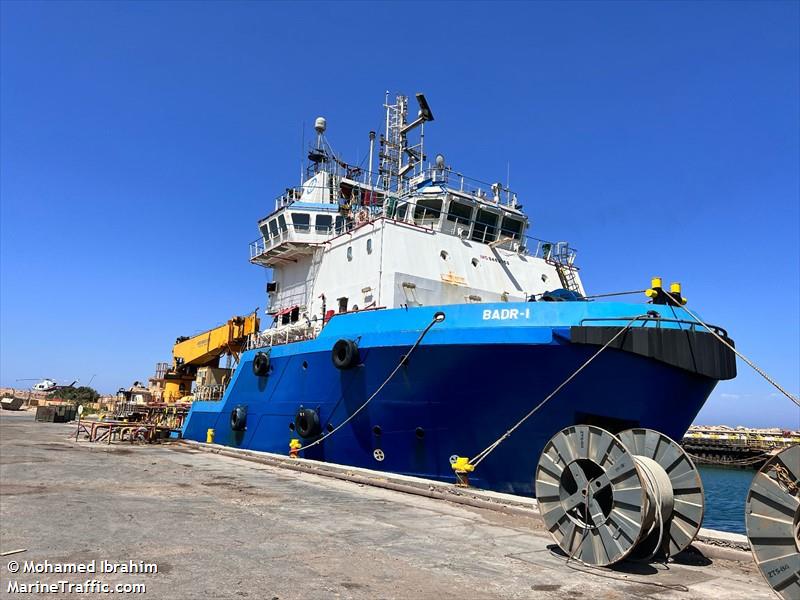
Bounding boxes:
[252,352,270,377]
[331,339,359,370]
[294,406,321,439]
[230,405,247,431]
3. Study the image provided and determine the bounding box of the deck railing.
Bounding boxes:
[252,184,578,266]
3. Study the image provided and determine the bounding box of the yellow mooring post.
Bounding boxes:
[289,439,302,458]
[206,428,215,444]
[451,457,474,487]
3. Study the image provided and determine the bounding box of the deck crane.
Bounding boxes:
[154,314,260,403]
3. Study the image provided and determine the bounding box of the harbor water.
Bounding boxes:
[698,465,756,534]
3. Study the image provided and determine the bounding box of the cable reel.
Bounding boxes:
[535,425,704,566]
[617,428,704,558]
[745,444,799,599]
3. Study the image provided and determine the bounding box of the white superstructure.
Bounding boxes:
[249,93,584,331]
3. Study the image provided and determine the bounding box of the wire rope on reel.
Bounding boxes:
[745,444,800,599]
[535,425,703,567]
[617,428,704,558]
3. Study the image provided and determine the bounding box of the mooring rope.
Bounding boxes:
[299,312,445,451]
[469,313,650,468]
[662,296,800,408]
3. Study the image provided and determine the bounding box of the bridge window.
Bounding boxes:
[472,209,498,243]
[334,216,345,234]
[446,201,472,226]
[394,202,408,221]
[315,214,332,234]
[500,216,524,240]
[268,219,279,238]
[278,214,287,232]
[291,212,310,232]
[414,199,442,226]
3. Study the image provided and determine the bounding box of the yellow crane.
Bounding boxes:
[156,314,259,403]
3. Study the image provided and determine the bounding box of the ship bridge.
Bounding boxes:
[250,200,344,268]
[247,92,582,323]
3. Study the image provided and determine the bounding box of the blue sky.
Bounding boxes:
[1,1,798,428]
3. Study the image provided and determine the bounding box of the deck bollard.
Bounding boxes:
[206,428,215,444]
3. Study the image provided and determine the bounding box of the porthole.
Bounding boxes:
[302,361,308,370]
[415,427,425,440]
[440,250,448,260]
[471,257,479,267]
[326,423,334,432]
[373,425,382,436]
[347,246,353,261]
[288,422,296,431]
[366,239,373,254]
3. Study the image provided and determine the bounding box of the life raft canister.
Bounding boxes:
[294,406,321,439]
[252,352,270,377]
[230,405,247,431]
[331,339,359,370]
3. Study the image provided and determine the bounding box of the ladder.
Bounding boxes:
[379,94,405,192]
[546,243,581,294]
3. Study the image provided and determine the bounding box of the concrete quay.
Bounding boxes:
[0,410,773,599]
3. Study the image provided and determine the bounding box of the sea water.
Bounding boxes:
[697,465,755,534]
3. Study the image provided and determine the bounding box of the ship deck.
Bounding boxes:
[0,410,774,599]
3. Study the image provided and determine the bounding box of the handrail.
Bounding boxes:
[251,199,578,264]
[577,316,729,338]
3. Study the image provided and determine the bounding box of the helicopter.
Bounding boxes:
[16,378,79,393]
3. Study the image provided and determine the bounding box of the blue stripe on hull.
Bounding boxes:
[182,302,718,495]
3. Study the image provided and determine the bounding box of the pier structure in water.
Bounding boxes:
[681,425,800,467]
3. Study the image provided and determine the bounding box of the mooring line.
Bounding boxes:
[662,296,800,408]
[300,311,445,451]
[469,313,650,468]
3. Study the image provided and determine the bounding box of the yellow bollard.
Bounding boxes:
[206,428,215,444]
[289,439,302,458]
[451,456,475,487]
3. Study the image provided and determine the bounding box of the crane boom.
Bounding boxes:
[155,314,260,403]
[172,314,259,369]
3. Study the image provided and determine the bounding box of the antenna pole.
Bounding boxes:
[300,121,305,186]
[367,130,375,186]
[506,162,510,205]
[419,121,424,178]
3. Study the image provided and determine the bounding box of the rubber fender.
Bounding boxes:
[230,405,247,431]
[294,406,321,439]
[331,339,360,370]
[252,352,270,377]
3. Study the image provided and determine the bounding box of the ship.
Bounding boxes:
[181,93,736,495]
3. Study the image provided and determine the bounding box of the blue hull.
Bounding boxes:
[182,302,723,495]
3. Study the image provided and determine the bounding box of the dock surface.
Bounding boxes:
[0,411,774,599]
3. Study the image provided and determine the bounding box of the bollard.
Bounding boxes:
[289,439,302,458]
[206,428,215,444]
[451,456,474,487]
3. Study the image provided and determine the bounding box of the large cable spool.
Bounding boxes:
[618,428,705,558]
[535,425,702,566]
[745,444,799,599]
